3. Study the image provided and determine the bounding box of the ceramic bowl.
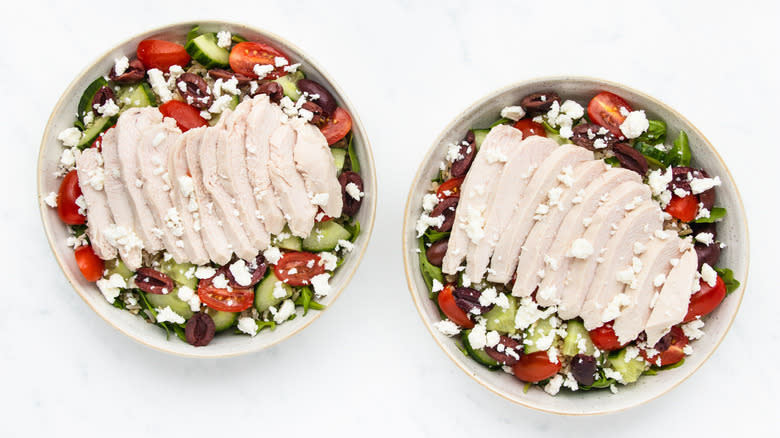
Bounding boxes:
[38,21,376,358]
[402,76,748,414]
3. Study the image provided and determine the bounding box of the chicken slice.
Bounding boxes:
[246,95,286,234]
[644,247,699,345]
[75,148,117,260]
[167,132,209,265]
[268,124,317,237]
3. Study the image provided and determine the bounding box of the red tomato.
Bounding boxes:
[274,251,325,286]
[684,276,726,323]
[436,177,465,200]
[159,101,209,132]
[512,351,562,382]
[640,326,689,366]
[315,209,332,223]
[587,91,632,137]
[437,284,474,328]
[665,194,699,222]
[589,321,624,351]
[229,42,288,79]
[74,246,104,282]
[137,40,190,71]
[319,107,352,145]
[513,119,547,138]
[57,170,86,225]
[197,276,254,312]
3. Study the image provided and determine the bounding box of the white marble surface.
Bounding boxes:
[3,0,778,435]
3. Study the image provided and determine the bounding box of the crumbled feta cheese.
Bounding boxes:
[467,323,487,350]
[58,127,82,147]
[422,193,439,212]
[543,374,564,395]
[216,31,232,48]
[567,238,594,259]
[682,319,705,340]
[96,273,126,304]
[274,299,296,323]
[695,232,714,246]
[311,193,330,207]
[544,255,559,271]
[619,110,649,139]
[310,273,332,297]
[228,260,253,286]
[602,293,631,322]
[113,56,129,76]
[194,266,216,279]
[221,77,241,96]
[700,263,717,287]
[272,281,288,299]
[500,105,526,121]
[633,241,647,255]
[616,267,637,286]
[318,252,338,271]
[283,63,301,73]
[647,167,673,196]
[560,100,584,119]
[60,147,77,167]
[212,274,229,289]
[263,246,282,265]
[95,98,119,117]
[155,306,185,324]
[690,176,721,194]
[274,56,289,67]
[557,166,574,187]
[485,330,501,348]
[253,64,275,79]
[445,142,463,162]
[44,192,58,208]
[208,95,233,114]
[147,68,173,103]
[336,239,354,252]
[514,297,556,330]
[603,367,624,384]
[434,320,461,337]
[345,182,364,200]
[484,148,508,164]
[430,279,445,294]
[237,317,258,336]
[653,274,666,288]
[177,285,194,302]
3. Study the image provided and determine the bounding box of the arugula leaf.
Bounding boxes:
[694,207,726,223]
[294,286,326,316]
[347,133,360,173]
[579,368,617,390]
[490,117,511,128]
[636,120,667,144]
[70,224,88,238]
[645,358,686,376]
[603,156,621,167]
[424,229,449,243]
[418,237,443,294]
[541,120,559,135]
[343,220,360,243]
[714,267,741,294]
[173,324,186,342]
[231,33,248,43]
[670,131,691,166]
[186,25,200,44]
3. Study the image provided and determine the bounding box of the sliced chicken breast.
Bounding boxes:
[268,124,317,237]
[167,132,209,265]
[557,181,651,320]
[200,110,258,261]
[644,247,698,345]
[579,202,663,330]
[293,119,343,218]
[441,125,527,275]
[219,100,270,251]
[184,127,232,265]
[100,127,143,269]
[536,169,642,307]
[75,148,117,260]
[464,135,557,282]
[511,160,606,297]
[246,95,286,235]
[487,144,594,283]
[613,234,688,344]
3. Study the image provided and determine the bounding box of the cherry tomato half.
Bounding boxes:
[197,276,254,312]
[512,351,562,382]
[229,42,288,79]
[273,251,325,286]
[587,91,632,137]
[74,245,104,282]
[437,284,474,328]
[57,170,85,225]
[640,326,689,366]
[137,40,190,71]
[665,194,699,222]
[436,177,465,200]
[589,320,624,351]
[319,107,352,145]
[159,101,209,132]
[684,276,726,323]
[513,119,547,139]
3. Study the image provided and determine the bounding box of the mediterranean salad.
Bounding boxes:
[43,25,364,347]
[416,90,739,394]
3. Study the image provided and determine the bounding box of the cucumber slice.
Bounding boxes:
[105,259,133,281]
[273,226,303,251]
[607,348,648,384]
[302,220,351,252]
[331,147,347,173]
[462,330,500,370]
[159,259,198,290]
[144,290,194,319]
[117,83,156,110]
[484,294,517,335]
[205,308,237,332]
[562,319,595,356]
[207,95,240,126]
[254,271,293,313]
[274,71,304,100]
[185,33,230,68]
[77,76,107,122]
[76,115,114,149]
[524,317,559,354]
[472,129,489,150]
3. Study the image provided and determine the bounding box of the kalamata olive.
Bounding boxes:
[450,131,477,178]
[694,242,721,270]
[698,187,716,211]
[669,167,716,209]
[91,86,115,111]
[613,143,649,175]
[430,197,458,232]
[339,171,364,216]
[134,268,175,295]
[571,123,618,151]
[109,58,145,83]
[426,239,448,267]
[255,81,284,103]
[571,354,597,386]
[207,68,253,85]
[176,73,212,109]
[520,91,561,116]
[296,79,337,115]
[300,101,324,124]
[485,335,524,365]
[451,287,494,315]
[185,312,216,347]
[218,254,268,289]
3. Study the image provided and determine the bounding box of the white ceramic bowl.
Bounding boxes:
[38,21,376,358]
[402,77,749,414]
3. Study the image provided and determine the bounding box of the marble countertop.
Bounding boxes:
[3,0,778,435]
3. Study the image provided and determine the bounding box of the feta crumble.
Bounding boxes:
[155,306,185,324]
[216,31,232,48]
[434,320,461,337]
[619,110,649,139]
[237,317,258,336]
[58,127,82,147]
[310,273,332,297]
[568,238,594,259]
[96,273,126,304]
[44,192,58,208]
[273,299,296,323]
[500,105,526,121]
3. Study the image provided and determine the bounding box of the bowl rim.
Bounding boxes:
[37,19,377,358]
[401,75,750,415]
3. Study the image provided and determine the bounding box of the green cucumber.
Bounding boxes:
[205,308,237,332]
[331,147,347,173]
[484,294,518,335]
[524,317,559,354]
[562,319,595,356]
[117,83,156,110]
[472,129,490,149]
[276,235,302,252]
[274,71,304,100]
[670,131,691,167]
[144,290,194,319]
[76,115,114,149]
[462,330,500,370]
[159,259,198,290]
[254,271,293,313]
[302,220,351,252]
[185,33,230,68]
[77,76,108,122]
[207,95,240,126]
[607,348,648,384]
[105,259,133,281]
